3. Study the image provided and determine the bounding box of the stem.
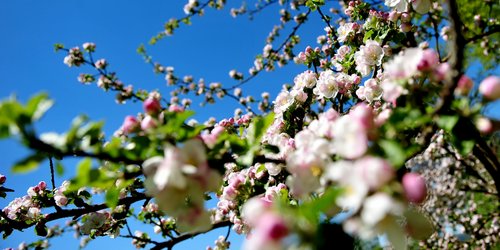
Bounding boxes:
[150,221,232,250]
[48,156,56,190]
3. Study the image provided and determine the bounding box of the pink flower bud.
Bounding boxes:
[479,76,500,100]
[168,104,184,112]
[121,116,139,134]
[476,117,493,134]
[417,49,439,72]
[402,173,427,204]
[357,157,394,190]
[400,23,412,32]
[433,62,451,82]
[455,75,473,96]
[401,12,411,22]
[141,116,157,131]
[143,97,162,115]
[388,11,400,22]
[258,213,289,241]
[55,195,68,206]
[222,186,238,200]
[38,181,47,190]
[351,103,374,130]
[82,42,96,52]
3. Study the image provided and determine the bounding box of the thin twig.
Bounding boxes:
[48,156,56,190]
[150,220,232,250]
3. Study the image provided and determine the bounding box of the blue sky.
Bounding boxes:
[0,1,326,249]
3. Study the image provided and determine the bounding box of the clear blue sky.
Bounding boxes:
[0,1,326,249]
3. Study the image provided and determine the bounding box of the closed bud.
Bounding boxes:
[402,173,427,204]
[143,97,162,115]
[479,76,500,100]
[121,116,140,134]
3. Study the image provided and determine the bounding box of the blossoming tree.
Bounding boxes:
[1,0,499,249]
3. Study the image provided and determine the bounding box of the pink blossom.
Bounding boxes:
[384,47,423,79]
[273,90,294,113]
[121,116,139,134]
[242,197,271,227]
[400,23,412,32]
[337,23,358,43]
[476,117,493,134]
[455,75,473,96]
[168,104,185,112]
[143,97,162,115]
[402,172,427,203]
[375,108,392,126]
[417,49,439,72]
[361,193,403,226]
[291,88,308,103]
[385,0,408,13]
[356,157,394,190]
[141,115,157,131]
[94,59,107,69]
[82,42,96,51]
[293,70,317,89]
[354,40,384,76]
[54,194,68,206]
[257,213,288,241]
[479,76,500,100]
[37,181,47,190]
[356,79,383,102]
[332,115,368,159]
[433,62,451,82]
[314,70,339,98]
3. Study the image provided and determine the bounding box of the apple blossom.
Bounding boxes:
[476,117,493,134]
[354,40,384,76]
[402,172,427,203]
[455,75,473,96]
[121,115,139,134]
[479,76,500,100]
[143,96,162,115]
[142,139,221,232]
[314,69,339,98]
[140,115,157,131]
[385,0,408,13]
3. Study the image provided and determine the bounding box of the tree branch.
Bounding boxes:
[1,193,147,232]
[150,220,232,250]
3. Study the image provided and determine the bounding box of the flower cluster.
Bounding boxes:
[3,182,48,222]
[63,47,84,67]
[142,139,222,232]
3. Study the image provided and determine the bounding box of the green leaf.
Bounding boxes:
[25,93,54,122]
[105,187,120,209]
[363,30,375,42]
[379,140,406,167]
[53,43,64,52]
[55,161,65,176]
[71,158,92,189]
[103,137,122,157]
[0,98,24,123]
[404,208,434,240]
[0,124,10,139]
[458,140,475,155]
[12,154,46,173]
[298,187,342,223]
[247,113,274,145]
[436,115,459,132]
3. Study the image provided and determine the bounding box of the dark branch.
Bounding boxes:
[150,220,232,250]
[2,193,147,231]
